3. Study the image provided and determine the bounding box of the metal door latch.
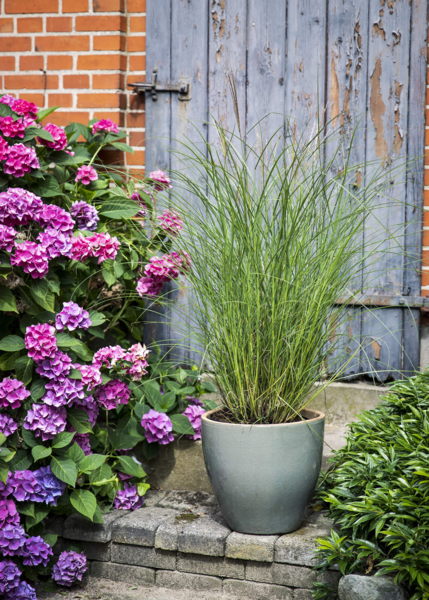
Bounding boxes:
[128,67,190,101]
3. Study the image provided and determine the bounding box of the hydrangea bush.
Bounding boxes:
[0,97,216,595]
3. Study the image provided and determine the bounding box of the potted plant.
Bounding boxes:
[169,116,408,534]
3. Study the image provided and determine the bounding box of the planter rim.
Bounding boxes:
[202,407,325,428]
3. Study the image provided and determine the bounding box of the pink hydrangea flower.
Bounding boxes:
[144,255,173,279]
[0,137,8,161]
[75,165,98,185]
[11,241,49,279]
[43,378,84,407]
[0,225,17,252]
[0,378,30,410]
[68,234,93,262]
[158,209,183,236]
[0,95,38,121]
[92,345,125,369]
[87,232,120,264]
[92,119,119,135]
[149,169,172,190]
[169,251,191,274]
[72,364,102,391]
[3,144,40,178]
[37,228,72,259]
[124,343,150,381]
[35,204,75,233]
[25,323,57,361]
[94,379,130,410]
[38,123,68,151]
[136,275,165,297]
[0,117,27,139]
[182,404,205,440]
[141,409,174,445]
[0,188,43,226]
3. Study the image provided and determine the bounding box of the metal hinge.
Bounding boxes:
[128,67,190,102]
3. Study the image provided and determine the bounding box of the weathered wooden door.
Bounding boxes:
[142,0,427,381]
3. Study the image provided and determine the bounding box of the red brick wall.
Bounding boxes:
[0,0,146,176]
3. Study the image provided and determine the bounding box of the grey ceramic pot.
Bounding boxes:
[201,408,325,534]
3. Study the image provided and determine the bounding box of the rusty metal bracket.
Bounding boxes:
[128,67,190,102]
[335,294,429,309]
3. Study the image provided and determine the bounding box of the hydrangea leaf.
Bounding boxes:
[98,199,140,220]
[70,489,97,521]
[51,431,75,449]
[26,504,50,528]
[16,501,35,517]
[117,455,146,478]
[67,409,93,434]
[0,286,18,313]
[32,445,52,461]
[87,310,107,327]
[0,335,25,352]
[78,454,106,474]
[21,428,38,448]
[30,279,56,312]
[0,351,19,371]
[14,355,34,386]
[50,456,78,486]
[170,414,195,436]
[36,106,60,123]
[10,449,33,471]
[56,333,93,362]
[110,141,134,154]
[0,462,8,483]
[30,379,46,401]
[65,442,85,466]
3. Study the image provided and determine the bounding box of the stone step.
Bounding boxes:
[45,490,339,600]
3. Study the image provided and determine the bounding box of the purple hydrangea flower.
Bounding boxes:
[157,209,183,236]
[73,364,102,391]
[73,432,92,455]
[0,475,15,499]
[0,499,19,528]
[4,580,37,600]
[25,323,57,361]
[33,466,66,506]
[0,225,17,252]
[94,379,130,411]
[36,351,72,380]
[141,409,174,445]
[0,116,27,139]
[71,394,99,427]
[35,204,75,233]
[52,550,87,587]
[187,396,204,408]
[92,119,119,134]
[0,378,30,410]
[0,414,18,437]
[55,301,92,331]
[11,241,49,279]
[70,201,100,231]
[114,484,144,510]
[182,404,205,440]
[123,343,150,381]
[0,524,26,556]
[0,560,21,594]
[24,404,67,441]
[37,228,73,259]
[149,169,172,190]
[0,187,43,227]
[3,143,40,178]
[44,377,84,406]
[22,535,53,566]
[38,123,68,151]
[92,345,125,369]
[136,275,164,297]
[75,165,98,186]
[10,470,44,503]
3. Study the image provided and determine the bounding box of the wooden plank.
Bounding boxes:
[361,307,403,381]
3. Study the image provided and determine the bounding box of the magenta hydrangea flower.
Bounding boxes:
[144,255,175,279]
[0,378,30,410]
[87,232,120,264]
[55,301,91,332]
[10,470,44,503]
[0,95,38,121]
[141,409,174,445]
[5,580,37,600]
[0,499,19,529]
[136,275,164,297]
[149,169,172,190]
[70,201,99,231]
[3,144,40,178]
[124,343,150,381]
[25,323,57,361]
[114,484,144,510]
[182,404,205,440]
[0,559,21,594]
[22,535,53,567]
[68,233,93,262]
[24,403,67,441]
[11,241,49,279]
[94,379,130,411]
[38,122,68,151]
[0,476,15,499]
[0,415,18,437]
[71,394,99,427]
[92,344,125,369]
[0,187,43,226]
[169,251,191,273]
[37,228,72,259]
[44,377,84,406]
[0,116,26,139]
[73,432,92,455]
[131,190,147,217]
[52,550,87,587]
[92,119,119,134]
[0,137,8,161]
[75,165,98,185]
[33,466,66,506]
[73,364,102,391]
[0,225,17,252]
[0,524,26,556]
[158,209,183,236]
[36,351,72,380]
[35,204,75,233]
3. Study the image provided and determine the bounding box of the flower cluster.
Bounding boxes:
[3,143,40,178]
[182,404,205,440]
[94,378,130,410]
[136,252,190,298]
[39,123,68,151]
[0,188,43,226]
[25,323,58,361]
[149,169,172,190]
[141,409,174,445]
[24,403,67,441]
[69,232,120,263]
[11,241,49,279]
[92,118,119,135]
[123,343,150,381]
[114,484,144,510]
[70,200,100,231]
[36,204,75,233]
[75,164,98,185]
[37,228,73,259]
[52,551,87,587]
[0,378,30,409]
[0,414,18,437]
[55,301,92,331]
[0,117,26,139]
[158,209,183,236]
[0,95,38,123]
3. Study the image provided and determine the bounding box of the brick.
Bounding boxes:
[127,36,146,52]
[128,0,146,11]
[48,111,90,126]
[77,55,126,71]
[154,519,183,552]
[223,579,294,600]
[127,112,145,128]
[47,17,72,32]
[128,168,146,178]
[47,55,73,70]
[177,553,245,579]
[48,93,73,107]
[20,56,44,71]
[245,562,339,589]
[128,54,146,72]
[63,0,88,11]
[275,513,334,567]
[125,149,145,165]
[64,74,89,89]
[422,269,429,287]
[35,36,89,52]
[76,15,126,32]
[17,17,42,32]
[5,0,58,13]
[93,0,125,10]
[0,18,14,33]
[423,229,429,247]
[77,93,126,109]
[226,533,279,563]
[91,562,155,585]
[130,16,146,32]
[111,543,176,570]
[0,37,31,52]
[80,541,111,562]
[112,508,178,547]
[425,169,429,187]
[4,75,58,90]
[93,74,125,89]
[129,93,145,111]
[98,148,124,165]
[64,512,126,544]
[424,210,429,229]
[0,57,15,71]
[19,93,45,107]
[93,35,126,51]
[156,571,222,593]
[129,131,145,147]
[93,111,125,126]
[178,517,231,557]
[423,249,429,267]
[425,129,429,147]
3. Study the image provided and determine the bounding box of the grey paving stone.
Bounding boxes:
[112,507,179,547]
[245,561,340,589]
[112,543,176,570]
[144,490,167,507]
[177,552,245,579]
[52,537,68,556]
[155,518,184,551]
[178,517,231,556]
[43,515,65,537]
[158,490,218,514]
[64,511,126,543]
[225,532,279,562]
[223,579,294,599]
[91,561,155,586]
[275,512,334,567]
[80,541,111,562]
[156,570,223,592]
[338,575,409,600]
[294,590,313,600]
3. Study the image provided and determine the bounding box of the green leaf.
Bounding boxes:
[10,449,33,471]
[67,409,92,434]
[0,286,18,313]
[170,414,195,435]
[92,504,104,524]
[0,101,17,119]
[30,279,55,311]
[0,351,19,371]
[56,332,93,361]
[52,431,75,449]
[79,454,106,474]
[37,106,60,122]
[36,128,55,142]
[31,174,63,198]
[14,355,33,385]
[88,310,107,327]
[117,455,146,478]
[98,199,140,219]
[111,141,134,154]
[42,533,58,547]
[0,433,6,446]
[21,428,38,448]
[0,462,8,483]
[70,489,97,520]
[32,445,52,461]
[102,268,116,287]
[137,482,150,496]
[0,335,25,352]
[69,368,82,379]
[65,442,85,466]
[26,503,50,528]
[30,379,46,401]
[90,463,112,486]
[65,122,91,142]
[16,501,35,517]
[202,381,217,393]
[50,456,78,486]
[156,391,176,413]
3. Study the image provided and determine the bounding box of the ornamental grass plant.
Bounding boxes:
[170,116,412,425]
